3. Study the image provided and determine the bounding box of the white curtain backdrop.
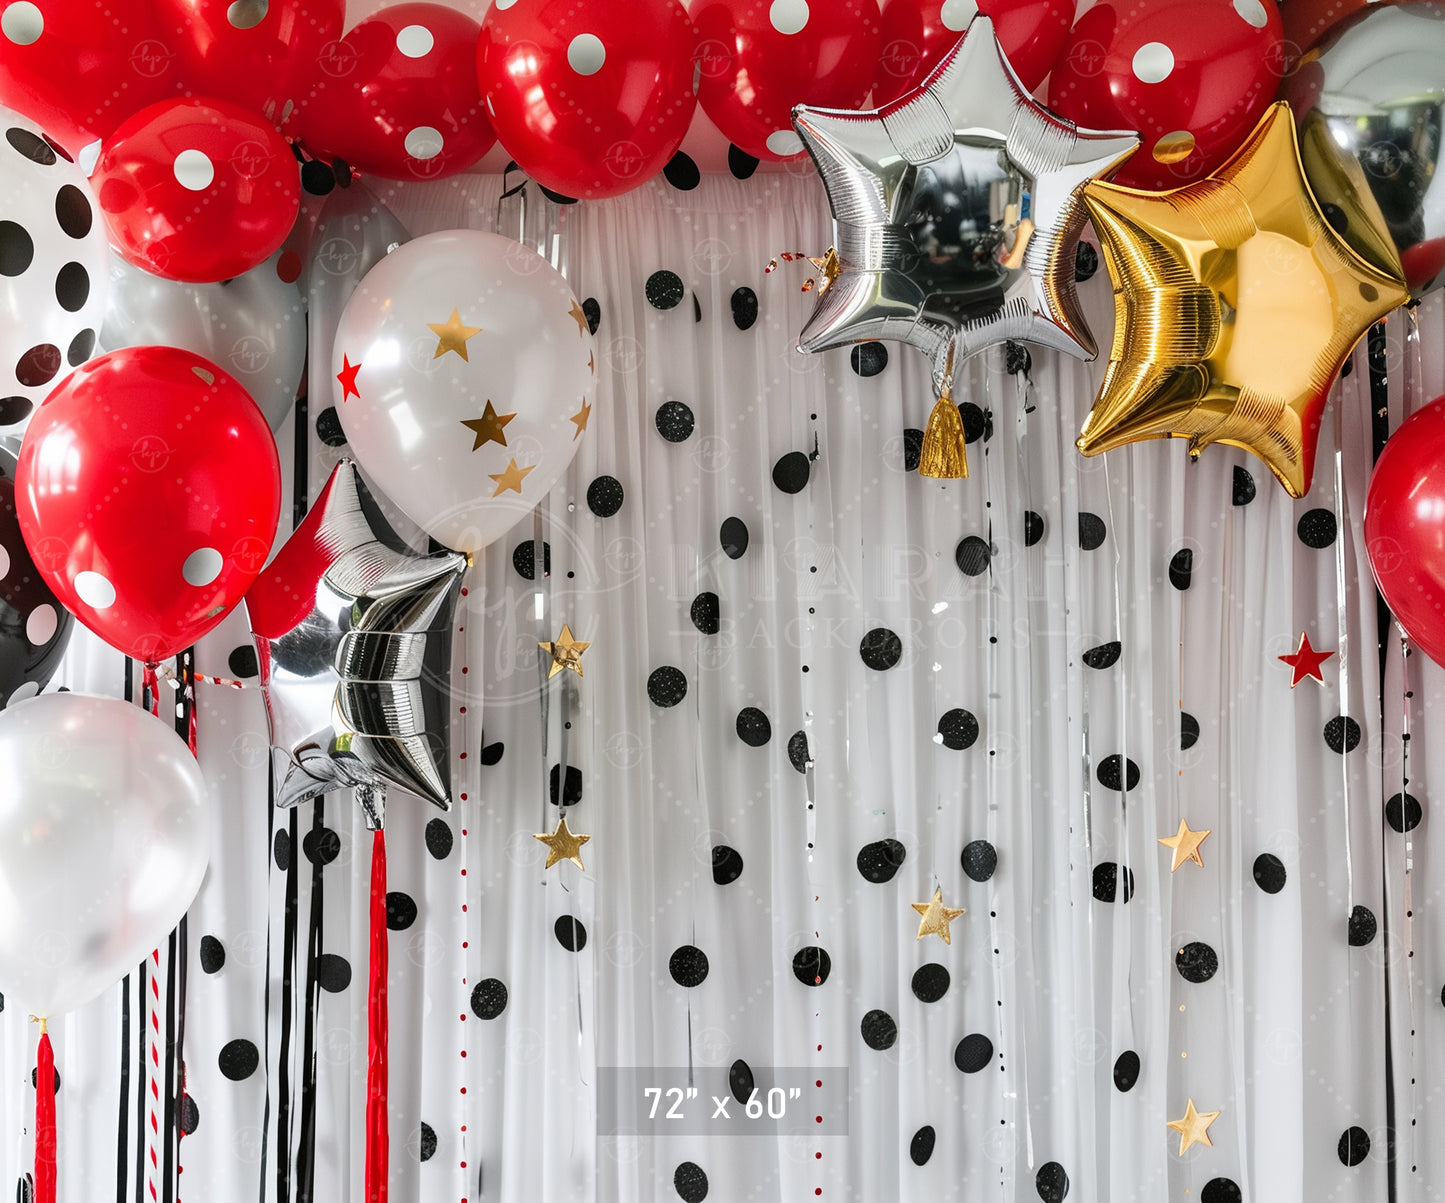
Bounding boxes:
[3,168,1441,1203]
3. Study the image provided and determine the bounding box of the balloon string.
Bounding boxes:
[156,666,249,690]
[35,1025,54,1203]
[365,829,389,1203]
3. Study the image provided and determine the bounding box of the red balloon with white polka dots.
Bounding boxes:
[92,96,300,284]
[1048,0,1284,191]
[152,0,345,128]
[14,345,281,666]
[0,0,177,161]
[477,0,700,199]
[873,0,1075,106]
[285,2,494,182]
[694,0,882,161]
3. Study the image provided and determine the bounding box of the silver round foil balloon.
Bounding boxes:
[0,693,209,1018]
[1283,1,1445,297]
[246,459,465,831]
[791,16,1137,394]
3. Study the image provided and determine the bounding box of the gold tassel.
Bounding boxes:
[918,390,969,478]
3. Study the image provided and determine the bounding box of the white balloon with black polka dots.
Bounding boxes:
[0,105,107,432]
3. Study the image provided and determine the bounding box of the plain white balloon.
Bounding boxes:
[333,229,597,554]
[100,249,306,432]
[0,693,210,1018]
[0,105,109,434]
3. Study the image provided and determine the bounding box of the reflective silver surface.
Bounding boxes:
[246,459,465,828]
[791,16,1137,394]
[1284,1,1445,297]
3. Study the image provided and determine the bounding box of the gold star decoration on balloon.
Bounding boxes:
[568,300,588,337]
[461,400,515,451]
[488,457,535,497]
[535,816,590,871]
[1158,818,1210,872]
[1076,102,1409,498]
[912,888,965,944]
[1168,1098,1220,1155]
[569,398,592,439]
[1278,631,1334,688]
[540,624,590,679]
[428,308,482,361]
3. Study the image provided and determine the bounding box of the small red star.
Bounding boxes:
[1278,631,1334,688]
[336,354,362,402]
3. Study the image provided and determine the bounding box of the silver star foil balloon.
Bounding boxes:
[246,459,465,830]
[790,17,1138,394]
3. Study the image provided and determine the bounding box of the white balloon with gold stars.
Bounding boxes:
[332,229,596,555]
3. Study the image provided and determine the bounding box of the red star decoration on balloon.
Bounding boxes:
[336,354,362,402]
[1278,631,1334,688]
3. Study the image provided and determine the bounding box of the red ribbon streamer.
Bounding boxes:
[35,1029,55,1203]
[142,663,160,718]
[365,829,389,1203]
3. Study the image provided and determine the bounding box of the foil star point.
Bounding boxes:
[1168,1098,1220,1155]
[540,624,590,679]
[912,888,965,944]
[1158,818,1210,872]
[534,816,590,871]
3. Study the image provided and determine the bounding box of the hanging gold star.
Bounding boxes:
[488,458,535,497]
[568,398,592,439]
[568,299,588,336]
[1167,1098,1220,1155]
[534,816,590,870]
[539,624,590,679]
[1158,818,1211,872]
[428,308,482,361]
[460,400,515,451]
[911,888,964,944]
[1076,103,1408,498]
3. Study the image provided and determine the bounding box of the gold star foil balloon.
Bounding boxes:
[790,15,1138,474]
[1076,102,1409,498]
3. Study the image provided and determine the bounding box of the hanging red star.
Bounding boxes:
[1278,631,1334,688]
[336,354,362,402]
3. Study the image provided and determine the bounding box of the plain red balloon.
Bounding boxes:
[1049,0,1284,190]
[1366,397,1445,671]
[0,0,178,158]
[478,0,698,199]
[694,0,881,162]
[153,0,344,126]
[93,97,299,283]
[15,346,281,665]
[285,3,494,181]
[873,0,1075,106]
